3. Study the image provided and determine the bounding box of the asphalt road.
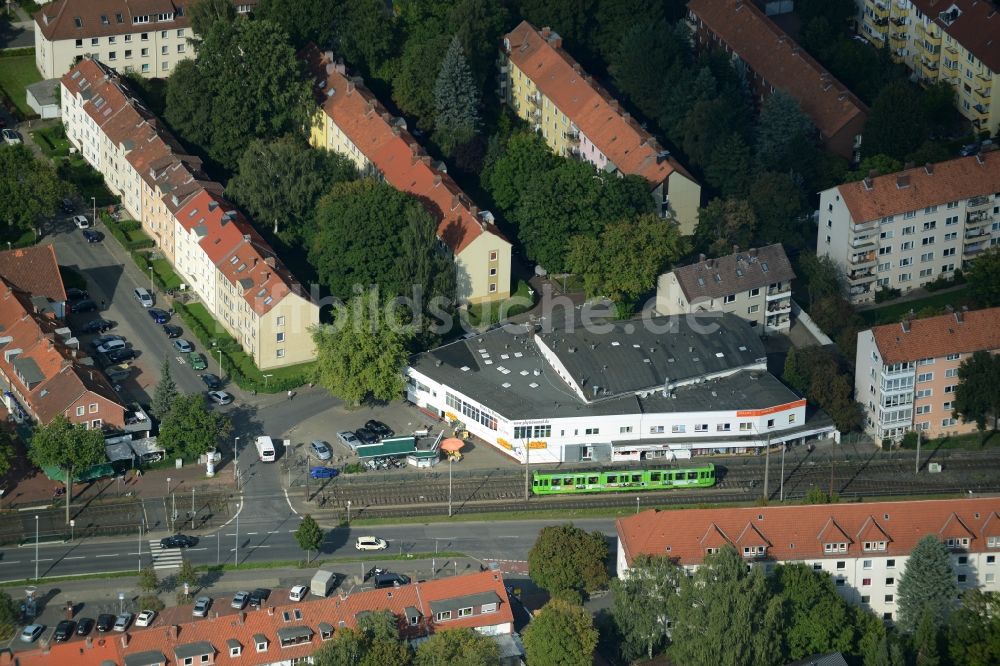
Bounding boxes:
[0,517,616,581]
[0,20,33,50]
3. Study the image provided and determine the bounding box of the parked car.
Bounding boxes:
[354,427,378,445]
[82,229,104,243]
[91,334,124,348]
[75,617,95,636]
[231,591,249,610]
[96,339,127,354]
[2,128,22,145]
[96,614,115,632]
[200,373,222,390]
[310,466,338,480]
[148,308,170,324]
[160,534,198,549]
[337,431,360,450]
[188,352,207,370]
[112,613,132,632]
[248,588,270,609]
[81,318,115,334]
[106,348,136,363]
[162,324,183,338]
[374,573,411,589]
[289,585,308,602]
[71,299,98,313]
[207,390,233,406]
[192,596,212,618]
[365,420,394,439]
[19,624,44,643]
[355,536,387,551]
[135,610,156,628]
[310,440,332,460]
[53,620,76,642]
[172,339,194,353]
[960,142,981,157]
[134,287,154,307]
[72,214,90,229]
[65,287,89,301]
[363,566,387,583]
[60,198,75,214]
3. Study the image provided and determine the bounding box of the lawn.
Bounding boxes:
[901,431,997,451]
[0,54,41,118]
[467,279,536,326]
[57,155,116,206]
[149,258,182,290]
[859,286,973,326]
[30,125,71,158]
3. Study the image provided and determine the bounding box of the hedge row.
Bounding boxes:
[99,212,154,250]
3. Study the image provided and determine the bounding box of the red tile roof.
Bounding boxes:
[687,0,868,143]
[837,151,1000,223]
[0,246,67,303]
[911,0,1000,73]
[302,46,508,255]
[502,21,695,187]
[618,498,1000,567]
[14,571,513,666]
[870,306,1000,365]
[34,0,190,42]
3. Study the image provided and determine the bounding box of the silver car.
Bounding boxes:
[192,596,212,617]
[173,339,194,353]
[310,440,332,460]
[337,431,360,450]
[231,591,249,609]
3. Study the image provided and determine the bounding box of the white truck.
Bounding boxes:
[255,436,276,463]
[311,570,336,597]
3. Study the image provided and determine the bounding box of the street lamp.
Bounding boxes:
[70,519,75,542]
[166,477,172,531]
[149,265,154,292]
[346,500,351,525]
[448,457,453,517]
[91,197,96,224]
[234,437,240,481]
[217,349,224,379]
[34,515,39,580]
[234,505,239,567]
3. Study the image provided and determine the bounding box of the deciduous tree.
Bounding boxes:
[608,21,683,120]
[413,628,499,666]
[523,597,598,666]
[482,131,558,212]
[611,555,681,661]
[748,171,809,248]
[392,32,451,131]
[694,198,758,257]
[311,290,412,406]
[528,523,608,595]
[28,415,106,524]
[0,590,20,640]
[705,133,754,198]
[254,0,339,50]
[186,0,234,39]
[433,36,480,154]
[755,90,817,178]
[294,514,324,563]
[151,358,178,419]
[0,426,15,478]
[947,588,1000,666]
[0,144,65,240]
[314,610,411,666]
[844,155,904,183]
[864,82,928,161]
[967,247,1000,307]
[896,535,958,632]
[953,350,1000,436]
[157,393,232,461]
[771,563,858,660]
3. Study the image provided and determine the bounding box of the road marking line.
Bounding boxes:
[267,530,279,534]
[0,561,21,565]
[64,556,86,560]
[94,554,118,558]
[246,532,258,535]
[283,489,298,516]
[35,558,53,562]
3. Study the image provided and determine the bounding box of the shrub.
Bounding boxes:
[874,286,902,303]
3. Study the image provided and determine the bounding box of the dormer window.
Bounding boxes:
[435,611,452,622]
[481,603,497,614]
[988,536,999,548]
[742,545,766,558]
[706,547,719,555]
[863,541,887,552]
[254,634,268,653]
[458,607,473,618]
[823,542,847,554]
[227,639,241,657]
[945,537,970,549]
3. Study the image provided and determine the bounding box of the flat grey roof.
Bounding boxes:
[276,626,312,642]
[27,79,60,106]
[13,356,46,386]
[410,313,769,421]
[123,651,167,666]
[429,591,501,614]
[173,641,214,659]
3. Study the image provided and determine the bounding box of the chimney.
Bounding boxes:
[265,256,276,267]
[323,50,334,62]
[733,244,740,254]
[391,126,400,136]
[863,176,873,190]
[699,253,706,263]
[121,633,129,648]
[267,606,275,616]
[976,153,985,165]
[749,247,757,257]
[623,111,630,122]
[420,155,431,166]
[253,257,258,267]
[470,205,479,217]
[239,612,246,624]
[610,100,619,111]
[346,80,355,94]
[380,112,391,123]
[955,310,964,324]
[925,163,934,175]
[433,174,442,186]
[335,61,346,75]
[896,174,910,189]
[901,319,911,333]
[169,625,178,640]
[573,63,582,74]
[540,26,551,39]
[364,100,375,115]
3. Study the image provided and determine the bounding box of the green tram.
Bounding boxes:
[531,463,716,495]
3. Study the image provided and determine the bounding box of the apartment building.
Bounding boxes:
[499,21,702,234]
[859,0,1000,135]
[0,248,125,430]
[13,571,515,666]
[617,498,1000,621]
[655,244,795,334]
[303,47,511,305]
[687,0,868,161]
[854,306,1000,442]
[33,0,256,80]
[407,313,838,464]
[817,152,1000,304]
[61,58,318,371]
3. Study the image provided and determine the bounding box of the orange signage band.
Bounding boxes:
[736,399,807,418]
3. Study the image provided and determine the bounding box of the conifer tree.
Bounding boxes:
[433,36,480,154]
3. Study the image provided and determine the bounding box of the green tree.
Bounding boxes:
[694,198,758,257]
[157,393,232,460]
[226,136,357,245]
[523,597,598,666]
[335,0,397,79]
[610,555,681,661]
[798,253,845,308]
[567,214,683,308]
[175,558,199,603]
[0,425,15,478]
[755,90,817,178]
[668,546,783,666]
[165,19,312,170]
[864,82,928,160]
[151,358,178,419]
[681,95,753,168]
[517,0,596,61]
[446,0,510,87]
[705,133,754,198]
[392,32,451,131]
[608,21,684,120]
[967,247,1000,307]
[294,514,324,563]
[254,0,340,49]
[311,290,412,405]
[953,350,1000,436]
[413,628,499,666]
[186,0,235,38]
[947,589,1000,666]
[482,130,558,212]
[528,523,608,595]
[433,36,480,154]
[748,171,809,248]
[771,563,858,661]
[138,565,159,594]
[0,590,20,640]
[844,154,904,183]
[920,81,957,131]
[314,610,410,666]
[896,535,958,632]
[783,347,808,393]
[28,415,106,524]
[914,611,942,666]
[0,144,66,240]
[513,163,653,272]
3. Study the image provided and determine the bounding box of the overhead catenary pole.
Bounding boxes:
[523,443,530,501]
[780,443,786,502]
[763,428,771,501]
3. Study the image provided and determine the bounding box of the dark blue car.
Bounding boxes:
[148,308,170,324]
[309,466,338,480]
[82,229,104,243]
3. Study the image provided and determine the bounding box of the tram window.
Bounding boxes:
[632,475,641,483]
[588,476,599,484]
[550,478,560,487]
[687,471,697,480]
[607,475,617,483]
[567,478,576,486]
[650,472,661,482]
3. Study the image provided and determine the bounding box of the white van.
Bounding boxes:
[255,436,276,463]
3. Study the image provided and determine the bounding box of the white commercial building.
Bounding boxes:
[616,498,1000,622]
[407,313,838,464]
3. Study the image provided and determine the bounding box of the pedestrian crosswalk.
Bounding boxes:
[149,540,184,571]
